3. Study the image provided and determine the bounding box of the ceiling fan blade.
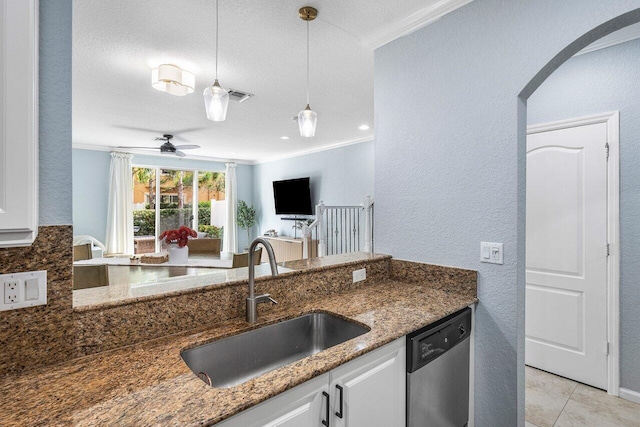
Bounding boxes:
[117,146,159,150]
[175,150,187,158]
[173,145,200,150]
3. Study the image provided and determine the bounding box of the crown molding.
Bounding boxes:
[72,142,254,165]
[576,23,640,56]
[255,135,374,165]
[362,0,474,50]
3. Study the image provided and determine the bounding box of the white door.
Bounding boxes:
[526,120,608,389]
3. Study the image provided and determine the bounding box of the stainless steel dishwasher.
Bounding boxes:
[407,307,472,427]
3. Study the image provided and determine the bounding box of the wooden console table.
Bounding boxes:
[259,236,318,263]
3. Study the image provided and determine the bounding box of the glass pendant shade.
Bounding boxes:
[203,80,229,121]
[151,64,195,96]
[298,104,317,137]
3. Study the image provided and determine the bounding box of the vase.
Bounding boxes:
[167,244,189,264]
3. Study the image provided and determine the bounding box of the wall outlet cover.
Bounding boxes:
[353,268,366,283]
[0,270,47,311]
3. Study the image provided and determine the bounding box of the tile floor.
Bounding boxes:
[525,366,640,426]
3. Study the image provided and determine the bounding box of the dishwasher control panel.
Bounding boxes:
[407,307,471,372]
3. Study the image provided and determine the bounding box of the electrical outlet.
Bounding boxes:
[4,281,20,304]
[0,271,46,311]
[353,268,366,283]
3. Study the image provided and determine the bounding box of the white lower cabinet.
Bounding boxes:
[217,338,405,427]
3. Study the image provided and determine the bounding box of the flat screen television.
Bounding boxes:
[273,177,313,215]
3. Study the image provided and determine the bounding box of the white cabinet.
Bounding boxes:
[217,373,330,427]
[330,339,406,427]
[217,338,405,427]
[0,0,39,247]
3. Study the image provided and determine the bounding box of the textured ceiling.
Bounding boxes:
[72,0,452,162]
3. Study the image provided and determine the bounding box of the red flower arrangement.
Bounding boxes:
[159,226,197,248]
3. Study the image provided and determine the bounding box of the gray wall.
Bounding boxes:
[374,1,640,425]
[72,149,110,242]
[72,149,254,250]
[40,0,72,225]
[528,39,640,393]
[252,141,374,237]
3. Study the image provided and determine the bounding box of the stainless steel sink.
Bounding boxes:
[181,312,370,388]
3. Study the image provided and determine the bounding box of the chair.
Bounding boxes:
[73,243,93,261]
[73,264,109,290]
[232,247,263,268]
[187,238,221,255]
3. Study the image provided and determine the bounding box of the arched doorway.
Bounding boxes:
[518,8,640,425]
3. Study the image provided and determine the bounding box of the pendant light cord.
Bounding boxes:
[215,0,219,80]
[306,19,310,105]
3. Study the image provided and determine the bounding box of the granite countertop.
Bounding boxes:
[0,276,477,426]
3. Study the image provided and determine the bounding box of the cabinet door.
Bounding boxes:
[330,338,406,427]
[0,0,38,247]
[216,373,330,427]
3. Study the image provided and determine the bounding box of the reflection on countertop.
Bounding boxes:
[73,252,389,309]
[73,263,295,308]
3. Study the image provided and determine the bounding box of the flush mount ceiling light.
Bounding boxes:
[151,64,195,96]
[359,124,370,130]
[298,6,318,138]
[203,0,229,121]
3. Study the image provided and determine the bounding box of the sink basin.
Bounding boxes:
[181,312,370,388]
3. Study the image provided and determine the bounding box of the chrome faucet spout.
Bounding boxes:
[246,237,279,323]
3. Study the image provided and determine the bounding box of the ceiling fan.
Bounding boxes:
[117,134,201,158]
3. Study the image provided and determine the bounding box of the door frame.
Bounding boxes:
[526,111,620,396]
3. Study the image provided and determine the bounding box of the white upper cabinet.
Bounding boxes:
[0,0,39,247]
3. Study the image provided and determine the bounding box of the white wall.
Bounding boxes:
[252,141,374,238]
[374,1,640,425]
[528,39,640,395]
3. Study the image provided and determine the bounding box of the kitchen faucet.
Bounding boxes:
[246,237,279,323]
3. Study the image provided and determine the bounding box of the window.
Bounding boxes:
[131,166,225,254]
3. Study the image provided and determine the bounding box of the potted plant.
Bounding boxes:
[236,200,256,251]
[159,225,196,264]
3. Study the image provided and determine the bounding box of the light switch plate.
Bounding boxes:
[0,270,47,311]
[480,242,503,265]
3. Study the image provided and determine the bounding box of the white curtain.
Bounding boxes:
[105,152,134,255]
[223,162,238,253]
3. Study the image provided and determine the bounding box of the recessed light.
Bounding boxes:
[359,124,370,130]
[280,136,290,140]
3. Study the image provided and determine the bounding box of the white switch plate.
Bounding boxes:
[0,270,47,311]
[480,242,503,265]
[353,268,366,283]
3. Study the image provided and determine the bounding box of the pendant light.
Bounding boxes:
[203,0,229,121]
[298,7,318,137]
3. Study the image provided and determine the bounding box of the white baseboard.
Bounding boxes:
[619,388,640,405]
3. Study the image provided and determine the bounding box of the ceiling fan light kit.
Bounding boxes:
[203,0,230,122]
[298,6,318,138]
[117,134,201,158]
[151,64,195,96]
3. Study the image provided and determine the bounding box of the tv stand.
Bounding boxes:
[259,236,318,263]
[280,217,311,221]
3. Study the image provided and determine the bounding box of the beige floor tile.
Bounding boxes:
[569,384,640,425]
[525,384,568,427]
[525,422,538,427]
[554,399,640,427]
[525,366,578,399]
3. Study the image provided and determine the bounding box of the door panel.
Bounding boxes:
[526,121,608,389]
